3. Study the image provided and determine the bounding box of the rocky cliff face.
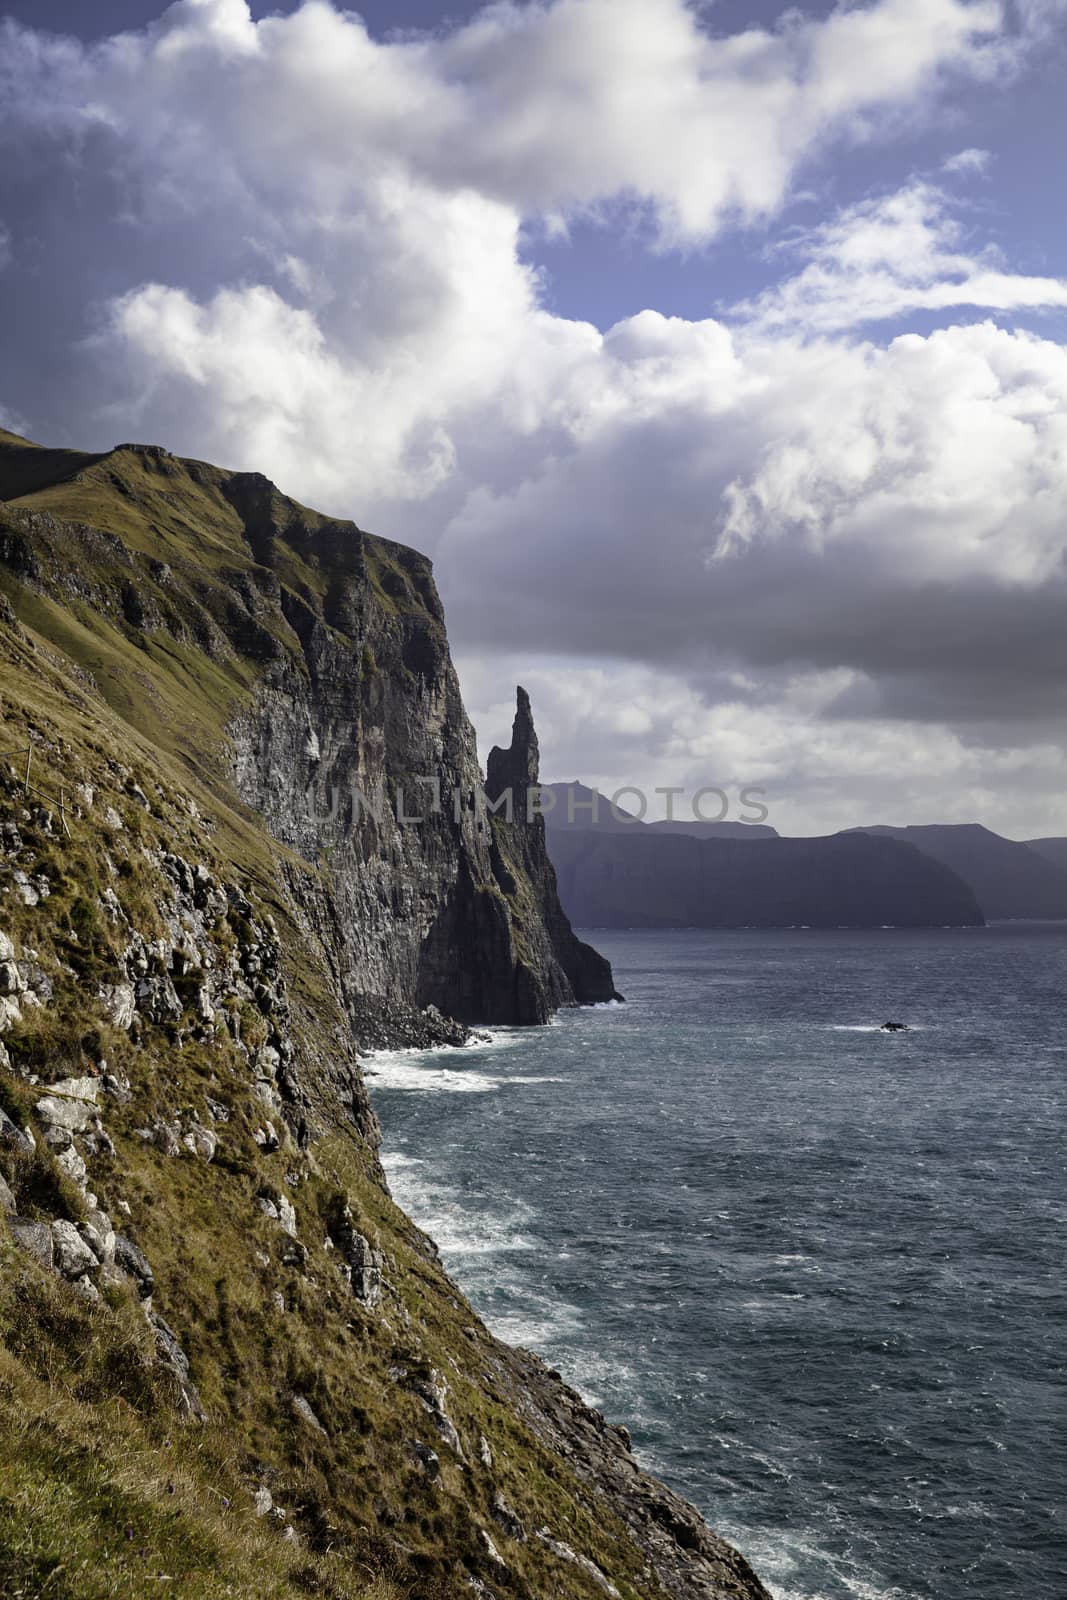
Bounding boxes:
[0,429,768,1600]
[0,432,616,1041]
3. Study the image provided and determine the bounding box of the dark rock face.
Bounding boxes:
[484,691,621,1011]
[229,534,620,1033]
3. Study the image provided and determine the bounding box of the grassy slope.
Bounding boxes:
[0,437,684,1600]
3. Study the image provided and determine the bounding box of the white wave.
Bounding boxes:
[827,1023,925,1034]
[365,1057,504,1092]
[718,1522,926,1600]
[366,1054,567,1093]
[381,1157,540,1258]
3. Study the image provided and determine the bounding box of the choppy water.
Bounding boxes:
[366,927,1066,1600]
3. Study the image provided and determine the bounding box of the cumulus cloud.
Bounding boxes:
[1,0,1006,242]
[0,0,1065,832]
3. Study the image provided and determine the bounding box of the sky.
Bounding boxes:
[1,0,1066,838]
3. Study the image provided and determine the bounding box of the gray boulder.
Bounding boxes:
[51,1218,100,1279]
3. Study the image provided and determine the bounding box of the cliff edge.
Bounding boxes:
[0,429,767,1600]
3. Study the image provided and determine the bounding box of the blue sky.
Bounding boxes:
[1,0,1066,835]
[9,0,1067,330]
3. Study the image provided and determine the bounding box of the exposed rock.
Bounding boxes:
[56,1143,88,1188]
[411,1369,465,1459]
[330,1205,384,1306]
[181,1124,217,1163]
[491,1491,525,1542]
[18,961,52,1004]
[114,1234,154,1299]
[253,1486,273,1517]
[0,1171,15,1213]
[142,1121,182,1157]
[0,436,769,1600]
[483,689,622,1017]
[12,871,39,906]
[412,1442,441,1481]
[51,1218,99,1280]
[0,1106,34,1153]
[279,1237,307,1269]
[0,959,25,995]
[480,1530,508,1572]
[35,1077,99,1135]
[8,1216,53,1268]
[150,1313,206,1420]
[291,1395,326,1435]
[536,1529,622,1598]
[99,981,136,1029]
[79,1209,116,1267]
[228,526,622,1035]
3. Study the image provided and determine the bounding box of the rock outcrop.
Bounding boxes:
[483,690,621,1015]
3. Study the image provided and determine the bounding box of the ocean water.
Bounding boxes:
[366,927,1066,1600]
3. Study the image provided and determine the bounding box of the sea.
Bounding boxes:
[365,926,1066,1600]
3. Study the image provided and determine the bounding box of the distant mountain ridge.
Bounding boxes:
[850,824,1067,921]
[1024,837,1067,874]
[543,785,1064,927]
[547,825,984,929]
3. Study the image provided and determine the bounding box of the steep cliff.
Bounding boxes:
[0,429,767,1600]
[850,824,1067,921]
[0,429,614,1038]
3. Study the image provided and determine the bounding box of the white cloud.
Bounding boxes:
[717,321,1067,586]
[736,180,1067,332]
[941,145,992,174]
[0,0,1010,245]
